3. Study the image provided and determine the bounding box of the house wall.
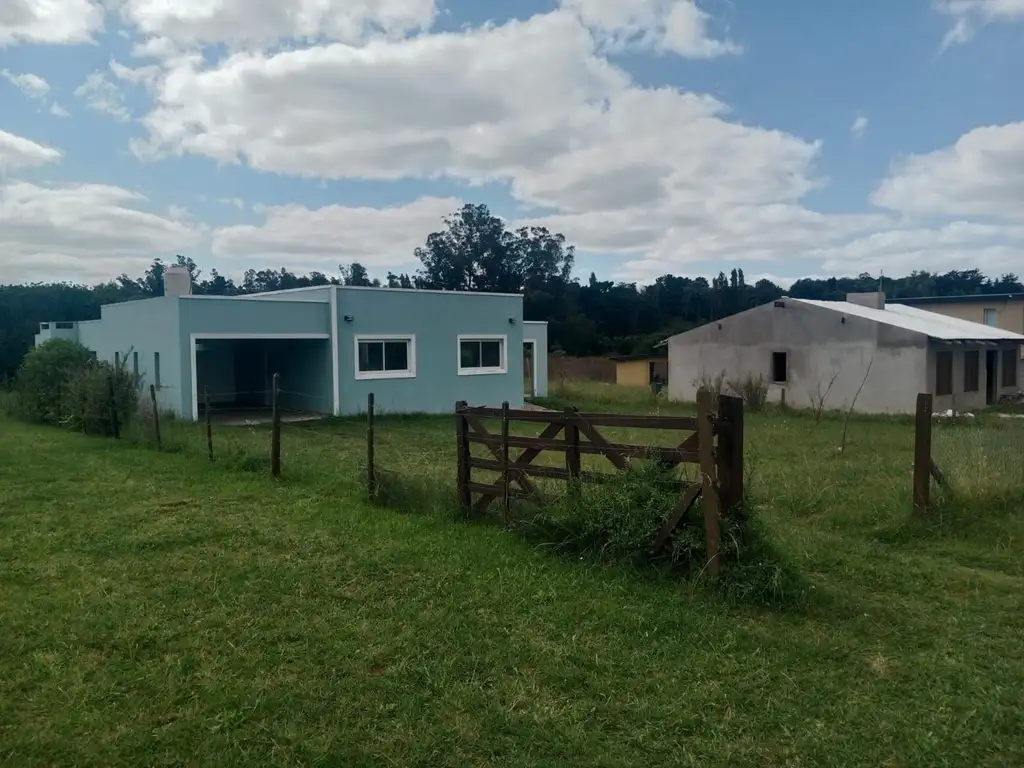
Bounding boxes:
[616,360,652,387]
[523,321,548,397]
[235,287,332,303]
[926,343,1021,412]
[336,287,525,414]
[34,324,81,347]
[904,299,1024,334]
[77,297,184,414]
[667,301,929,414]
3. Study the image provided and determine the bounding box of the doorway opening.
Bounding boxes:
[523,340,537,398]
[986,349,998,405]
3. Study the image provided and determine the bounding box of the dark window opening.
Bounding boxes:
[133,352,139,377]
[771,352,788,384]
[55,321,74,329]
[154,352,162,389]
[460,339,504,371]
[963,351,979,393]
[357,339,411,374]
[40,323,50,330]
[1002,348,1018,388]
[114,352,120,369]
[936,351,953,396]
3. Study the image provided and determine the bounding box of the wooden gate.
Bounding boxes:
[455,389,743,575]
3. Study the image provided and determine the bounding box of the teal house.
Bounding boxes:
[36,266,548,420]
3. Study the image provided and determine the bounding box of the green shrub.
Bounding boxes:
[726,373,770,412]
[15,340,140,435]
[520,459,805,608]
[16,340,96,425]
[62,361,140,436]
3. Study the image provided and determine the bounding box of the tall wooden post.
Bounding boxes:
[456,400,471,512]
[913,392,933,513]
[204,386,213,461]
[696,388,721,577]
[271,372,281,479]
[107,375,120,439]
[501,401,511,523]
[149,384,161,450]
[716,394,744,513]
[367,392,376,498]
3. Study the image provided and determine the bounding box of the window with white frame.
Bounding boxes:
[355,336,415,379]
[458,335,506,375]
[983,308,998,326]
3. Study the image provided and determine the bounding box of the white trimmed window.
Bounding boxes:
[355,335,415,380]
[458,335,507,375]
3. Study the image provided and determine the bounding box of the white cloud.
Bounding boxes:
[812,221,1024,277]
[561,0,741,58]
[74,71,130,121]
[935,0,1024,47]
[50,103,71,118]
[1,69,50,99]
[116,0,436,47]
[0,0,104,46]
[0,129,62,169]
[0,180,204,283]
[872,122,1024,220]
[211,196,461,270]
[851,115,868,139]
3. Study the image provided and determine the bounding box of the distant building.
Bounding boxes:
[893,293,1024,358]
[35,266,548,420]
[610,351,668,388]
[666,292,1024,413]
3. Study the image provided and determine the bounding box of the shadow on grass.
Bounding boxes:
[877,487,1024,547]
[371,460,811,612]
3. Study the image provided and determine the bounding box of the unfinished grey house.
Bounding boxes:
[666,292,1024,414]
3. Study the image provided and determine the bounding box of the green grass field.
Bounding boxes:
[1,383,1023,766]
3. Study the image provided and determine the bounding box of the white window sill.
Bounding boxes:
[355,370,416,381]
[458,367,507,376]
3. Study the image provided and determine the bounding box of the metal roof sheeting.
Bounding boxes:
[793,299,1024,342]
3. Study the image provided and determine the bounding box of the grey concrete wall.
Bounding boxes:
[667,301,929,414]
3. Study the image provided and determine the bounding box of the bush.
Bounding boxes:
[15,339,140,435]
[692,370,726,408]
[726,373,770,412]
[16,340,96,425]
[520,459,805,608]
[62,361,140,436]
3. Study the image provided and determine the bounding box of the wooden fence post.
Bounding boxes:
[149,384,161,450]
[716,395,744,513]
[565,407,581,483]
[696,388,721,577]
[913,392,933,513]
[367,392,376,498]
[271,372,281,479]
[204,386,213,461]
[456,401,472,512]
[107,375,120,439]
[501,401,511,523]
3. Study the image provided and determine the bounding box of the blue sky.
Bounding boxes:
[1,0,1021,286]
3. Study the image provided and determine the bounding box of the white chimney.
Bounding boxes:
[164,265,192,297]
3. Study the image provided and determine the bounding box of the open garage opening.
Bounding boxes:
[193,336,333,425]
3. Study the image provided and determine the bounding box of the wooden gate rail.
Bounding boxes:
[455,390,744,576]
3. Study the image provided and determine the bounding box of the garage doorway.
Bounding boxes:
[191,334,333,423]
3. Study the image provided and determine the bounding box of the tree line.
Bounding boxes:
[2,203,1021,379]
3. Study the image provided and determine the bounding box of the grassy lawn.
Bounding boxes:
[1,383,1023,766]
